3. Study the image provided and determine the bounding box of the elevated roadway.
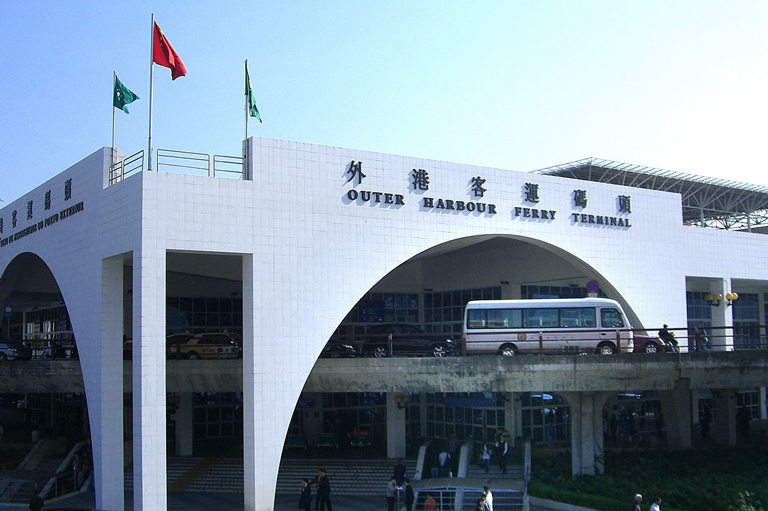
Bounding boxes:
[2,351,767,394]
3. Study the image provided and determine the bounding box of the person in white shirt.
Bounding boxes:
[483,486,493,511]
[650,496,662,511]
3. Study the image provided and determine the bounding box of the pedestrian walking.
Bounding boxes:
[438,449,451,477]
[299,478,312,511]
[483,486,493,511]
[310,469,333,511]
[386,476,397,511]
[481,441,492,473]
[393,459,407,486]
[495,437,509,474]
[650,496,662,511]
[403,478,414,511]
[632,493,643,511]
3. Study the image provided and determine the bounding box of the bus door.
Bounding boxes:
[599,307,628,351]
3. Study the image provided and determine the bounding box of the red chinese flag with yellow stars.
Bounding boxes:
[153,22,187,80]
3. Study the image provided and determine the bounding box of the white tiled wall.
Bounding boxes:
[2,138,768,510]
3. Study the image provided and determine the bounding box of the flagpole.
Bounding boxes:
[147,13,155,172]
[244,60,249,141]
[112,71,117,167]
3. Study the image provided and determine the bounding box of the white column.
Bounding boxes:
[93,256,125,511]
[709,279,733,351]
[242,253,277,511]
[132,247,167,511]
[386,393,407,459]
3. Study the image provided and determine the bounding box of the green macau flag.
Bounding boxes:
[245,60,262,123]
[113,74,139,114]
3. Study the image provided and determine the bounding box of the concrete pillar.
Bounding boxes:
[93,256,125,511]
[659,387,692,448]
[175,393,193,456]
[713,389,738,446]
[564,392,608,476]
[386,392,407,459]
[132,247,167,511]
[504,393,521,446]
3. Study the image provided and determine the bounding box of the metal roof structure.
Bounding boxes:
[531,157,768,231]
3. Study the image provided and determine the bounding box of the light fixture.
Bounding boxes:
[395,394,411,409]
[705,293,723,306]
[705,292,739,307]
[499,281,510,285]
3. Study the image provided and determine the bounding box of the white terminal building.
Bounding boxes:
[1,138,768,511]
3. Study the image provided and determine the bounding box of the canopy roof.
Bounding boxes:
[531,157,768,231]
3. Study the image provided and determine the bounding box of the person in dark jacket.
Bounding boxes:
[393,459,407,486]
[299,478,312,511]
[309,469,332,511]
[403,478,415,511]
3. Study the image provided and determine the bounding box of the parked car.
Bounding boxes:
[0,337,33,361]
[166,334,196,359]
[167,332,241,360]
[320,338,359,358]
[360,323,456,357]
[633,334,674,354]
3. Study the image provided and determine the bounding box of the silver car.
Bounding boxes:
[0,337,33,361]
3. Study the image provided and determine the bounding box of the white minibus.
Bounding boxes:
[463,298,634,356]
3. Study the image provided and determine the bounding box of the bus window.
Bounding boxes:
[560,308,592,328]
[601,308,625,328]
[467,309,486,329]
[487,309,521,329]
[524,309,558,328]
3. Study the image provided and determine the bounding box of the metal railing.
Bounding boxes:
[212,154,246,179]
[108,148,246,186]
[109,150,144,185]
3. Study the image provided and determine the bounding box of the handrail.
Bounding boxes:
[108,148,245,185]
[109,150,144,185]
[156,148,210,176]
[213,154,246,179]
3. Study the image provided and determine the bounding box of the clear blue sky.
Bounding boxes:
[2,1,767,203]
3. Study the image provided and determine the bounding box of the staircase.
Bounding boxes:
[465,462,525,481]
[125,457,417,496]
[125,457,525,509]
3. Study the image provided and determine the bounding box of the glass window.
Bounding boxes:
[601,308,625,328]
[524,309,558,328]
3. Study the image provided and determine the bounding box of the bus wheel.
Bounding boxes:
[644,341,659,354]
[499,344,518,357]
[373,346,388,358]
[597,343,616,355]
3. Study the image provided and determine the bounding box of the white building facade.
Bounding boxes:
[1,138,766,511]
